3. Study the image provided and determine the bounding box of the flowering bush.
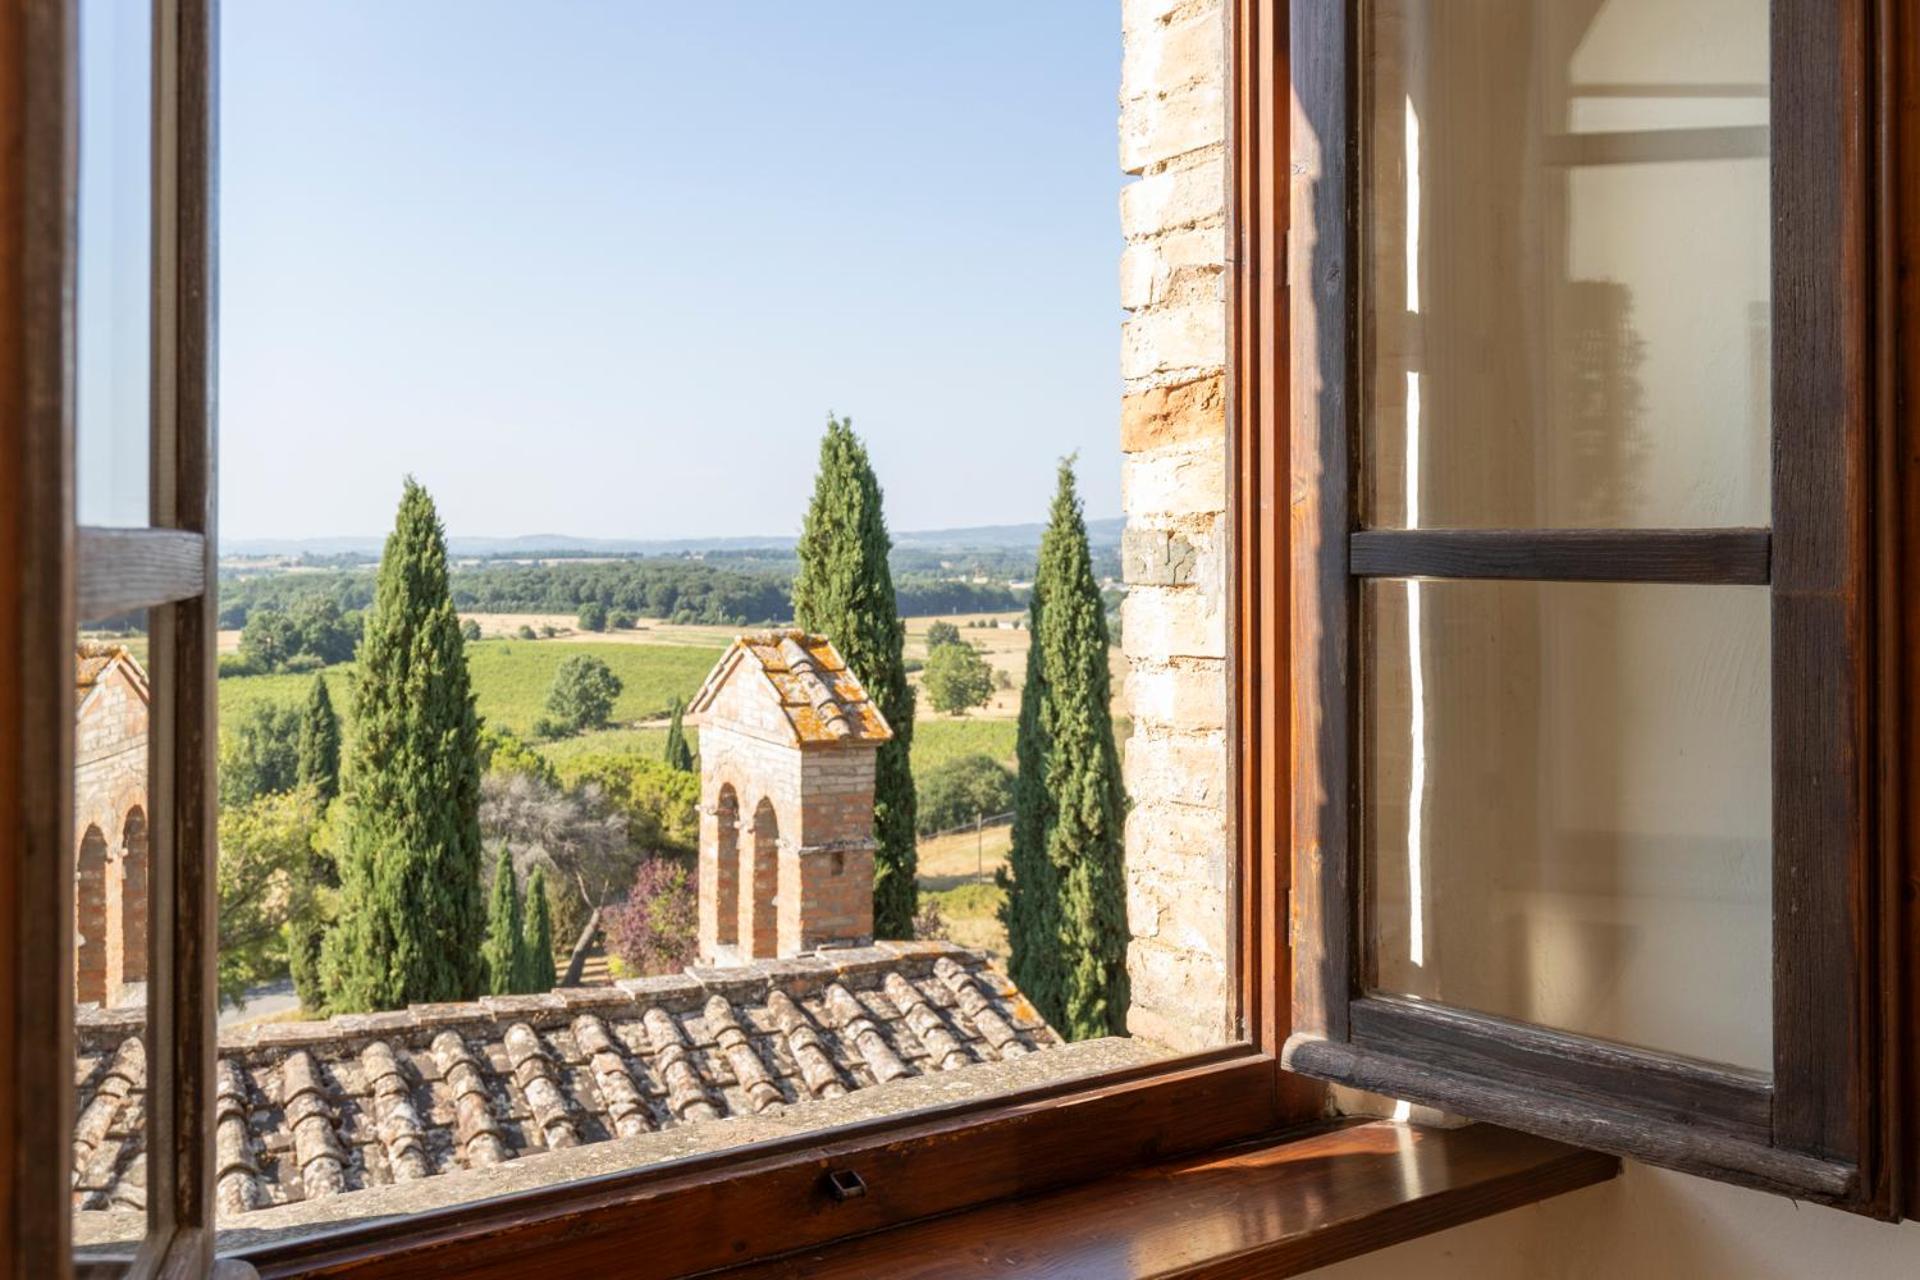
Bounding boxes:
[606,857,698,976]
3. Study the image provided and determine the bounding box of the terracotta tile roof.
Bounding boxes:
[688,630,893,745]
[75,643,149,707]
[72,943,1055,1219]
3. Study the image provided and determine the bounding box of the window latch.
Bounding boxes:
[824,1168,868,1203]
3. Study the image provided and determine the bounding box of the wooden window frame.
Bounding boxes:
[4,2,1332,1277]
[1278,0,1917,1219]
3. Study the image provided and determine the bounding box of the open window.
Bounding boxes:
[1281,0,1910,1215]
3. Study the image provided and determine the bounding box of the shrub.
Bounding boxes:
[922,641,994,716]
[578,601,608,632]
[609,609,636,630]
[540,624,559,638]
[924,620,962,651]
[546,653,624,734]
[218,652,263,679]
[517,624,538,640]
[461,617,482,642]
[606,858,697,977]
[916,753,1015,835]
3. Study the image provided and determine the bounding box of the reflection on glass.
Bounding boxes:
[72,617,152,1255]
[1364,0,1770,529]
[1364,580,1771,1071]
[77,0,153,528]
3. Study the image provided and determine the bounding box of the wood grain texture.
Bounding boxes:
[1349,996,1772,1145]
[146,1,221,1272]
[1230,0,1318,1121]
[75,527,206,620]
[1771,0,1870,1168]
[1347,528,1771,585]
[1286,0,1353,1047]
[0,1,76,1276]
[232,1052,1282,1280]
[1874,0,1920,1222]
[1284,1036,1856,1205]
[707,1122,1618,1280]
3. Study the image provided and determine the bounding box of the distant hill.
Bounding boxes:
[222,517,1125,561]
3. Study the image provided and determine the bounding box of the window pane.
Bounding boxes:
[1363,580,1771,1071]
[1363,0,1771,529]
[72,616,152,1259]
[77,0,153,528]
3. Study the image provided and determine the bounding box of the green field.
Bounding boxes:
[218,639,724,742]
[910,718,1017,771]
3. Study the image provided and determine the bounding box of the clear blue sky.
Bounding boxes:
[206,3,1124,543]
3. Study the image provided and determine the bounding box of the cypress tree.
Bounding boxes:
[792,415,918,938]
[663,697,694,773]
[520,865,558,993]
[297,673,341,805]
[482,845,522,995]
[1000,460,1128,1039]
[320,478,487,1012]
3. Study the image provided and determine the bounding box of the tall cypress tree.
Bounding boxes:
[791,415,918,937]
[1000,460,1129,1039]
[520,865,558,993]
[663,697,694,773]
[297,673,341,805]
[320,479,486,1012]
[482,845,522,995]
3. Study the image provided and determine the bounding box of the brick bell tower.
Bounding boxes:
[684,631,894,965]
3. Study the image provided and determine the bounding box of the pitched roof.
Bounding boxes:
[72,943,1055,1219]
[75,643,149,710]
[687,630,892,745]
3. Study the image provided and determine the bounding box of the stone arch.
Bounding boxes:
[713,783,741,950]
[111,805,150,996]
[75,824,109,1005]
[743,797,780,959]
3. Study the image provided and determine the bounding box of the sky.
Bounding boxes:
[108,2,1128,544]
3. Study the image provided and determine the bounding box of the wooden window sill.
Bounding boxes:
[708,1120,1619,1279]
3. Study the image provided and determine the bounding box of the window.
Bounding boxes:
[4,2,1912,1278]
[1281,0,1910,1215]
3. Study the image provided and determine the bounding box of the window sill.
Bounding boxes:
[706,1120,1619,1280]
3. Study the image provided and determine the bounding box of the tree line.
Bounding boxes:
[217,558,1021,633]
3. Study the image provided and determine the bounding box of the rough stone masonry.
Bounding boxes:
[1118,0,1233,1052]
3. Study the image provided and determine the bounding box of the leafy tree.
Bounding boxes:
[481,844,523,994]
[217,788,322,1008]
[238,606,300,673]
[461,617,482,642]
[520,864,558,992]
[791,415,918,937]
[289,595,360,665]
[924,620,962,651]
[663,697,694,772]
[320,479,486,1012]
[219,703,302,808]
[577,600,608,632]
[999,459,1129,1039]
[297,674,341,805]
[922,641,995,716]
[554,753,701,857]
[609,609,636,630]
[606,858,697,977]
[916,753,1015,835]
[546,653,623,734]
[477,724,559,788]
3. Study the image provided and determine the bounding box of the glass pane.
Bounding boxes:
[77,0,153,528]
[72,614,152,1259]
[1363,580,1771,1071]
[1364,0,1771,529]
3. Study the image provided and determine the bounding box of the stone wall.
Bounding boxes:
[1118,0,1233,1052]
